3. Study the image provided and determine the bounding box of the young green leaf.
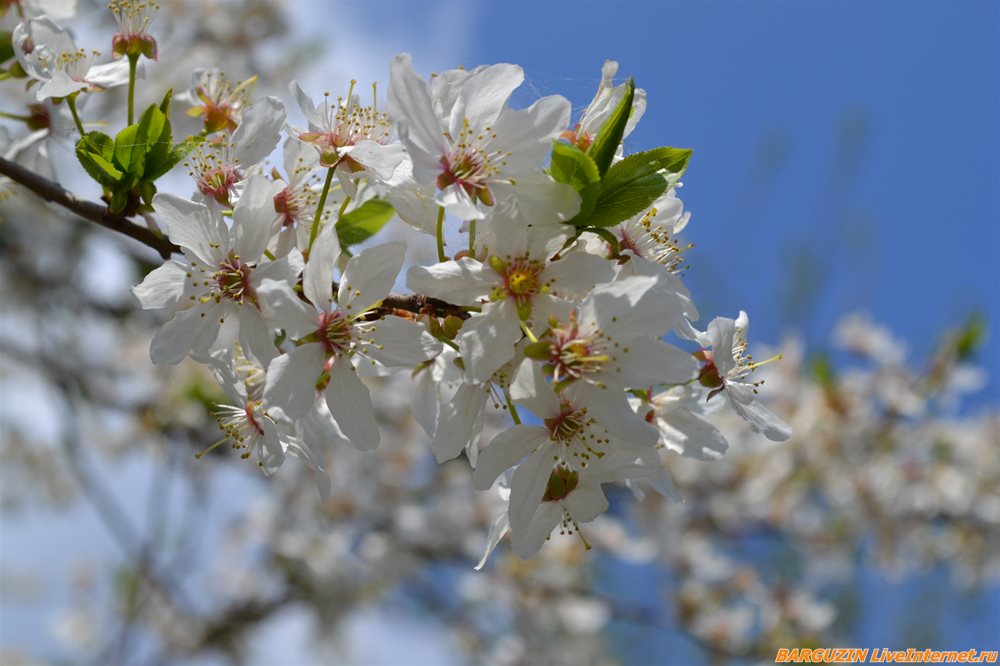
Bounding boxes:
[549,141,600,227]
[114,103,166,177]
[109,188,129,214]
[75,132,123,187]
[143,112,174,181]
[586,78,634,178]
[587,147,692,228]
[335,199,396,248]
[158,88,173,115]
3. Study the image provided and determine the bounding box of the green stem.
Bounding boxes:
[468,218,477,257]
[504,388,522,424]
[0,110,32,122]
[337,195,351,220]
[308,167,336,254]
[127,54,139,126]
[519,320,539,344]
[65,94,85,136]
[435,206,446,262]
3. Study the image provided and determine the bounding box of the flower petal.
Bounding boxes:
[149,301,221,365]
[338,242,405,314]
[472,425,549,491]
[510,502,561,559]
[233,96,286,167]
[726,384,791,441]
[257,279,317,339]
[509,442,557,531]
[474,512,511,571]
[611,338,698,388]
[326,358,380,450]
[153,193,226,266]
[131,260,187,310]
[365,316,441,367]
[303,222,340,309]
[564,484,609,523]
[264,342,325,419]
[238,306,278,366]
[458,300,522,383]
[432,382,488,463]
[406,257,495,304]
[233,174,282,261]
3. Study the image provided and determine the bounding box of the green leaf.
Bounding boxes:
[159,87,173,115]
[581,226,622,257]
[75,132,123,186]
[335,199,396,248]
[143,110,174,181]
[586,78,634,178]
[109,188,129,214]
[139,179,157,207]
[114,103,166,176]
[954,313,986,361]
[549,141,600,227]
[587,147,692,228]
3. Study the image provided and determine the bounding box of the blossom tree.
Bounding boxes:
[1,1,996,664]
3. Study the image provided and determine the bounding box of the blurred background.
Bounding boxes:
[0,0,997,664]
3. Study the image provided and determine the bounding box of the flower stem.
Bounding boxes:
[338,195,351,219]
[127,54,139,125]
[468,218,476,257]
[519,320,538,343]
[504,388,522,425]
[308,167,336,254]
[435,206,446,262]
[0,110,32,122]
[65,94,85,136]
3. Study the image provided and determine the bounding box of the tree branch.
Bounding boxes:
[0,155,180,259]
[0,156,468,319]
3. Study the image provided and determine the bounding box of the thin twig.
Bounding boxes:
[0,156,468,318]
[0,155,179,259]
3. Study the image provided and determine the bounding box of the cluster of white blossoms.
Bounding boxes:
[6,6,790,562]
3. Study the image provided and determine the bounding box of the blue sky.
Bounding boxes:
[321,0,999,406]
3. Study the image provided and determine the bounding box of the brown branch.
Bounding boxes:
[0,156,467,319]
[0,155,180,259]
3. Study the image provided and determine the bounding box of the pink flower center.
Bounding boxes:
[316,311,353,358]
[214,254,257,307]
[197,164,240,205]
[273,187,300,227]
